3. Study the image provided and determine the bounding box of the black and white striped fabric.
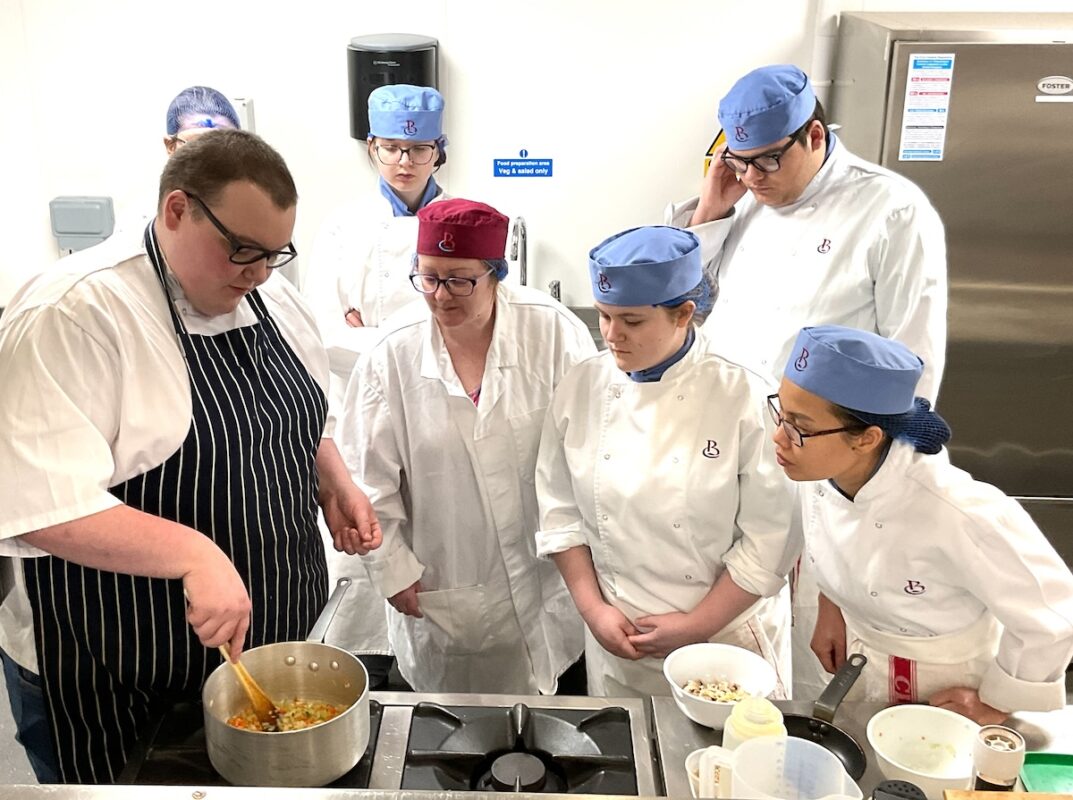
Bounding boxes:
[23,225,328,783]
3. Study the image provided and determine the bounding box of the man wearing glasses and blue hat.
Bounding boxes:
[665,64,948,702]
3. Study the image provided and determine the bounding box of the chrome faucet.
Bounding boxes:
[509,216,527,286]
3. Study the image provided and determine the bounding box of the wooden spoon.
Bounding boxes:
[219,642,281,731]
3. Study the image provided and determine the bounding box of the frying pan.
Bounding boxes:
[783,652,868,780]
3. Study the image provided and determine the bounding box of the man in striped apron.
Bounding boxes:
[0,129,381,782]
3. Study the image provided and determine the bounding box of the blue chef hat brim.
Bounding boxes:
[588,226,702,306]
[718,65,816,150]
[367,84,444,141]
[783,325,924,415]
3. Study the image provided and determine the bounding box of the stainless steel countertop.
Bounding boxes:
[652,696,1073,799]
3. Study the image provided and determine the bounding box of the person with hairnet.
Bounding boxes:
[337,198,596,694]
[304,85,452,688]
[163,85,241,154]
[535,225,798,697]
[666,64,948,701]
[770,325,1073,723]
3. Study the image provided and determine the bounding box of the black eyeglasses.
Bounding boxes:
[375,144,437,166]
[184,192,297,268]
[409,267,495,297]
[766,394,864,448]
[721,136,801,175]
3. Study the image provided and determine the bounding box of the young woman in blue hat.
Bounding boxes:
[304,84,450,687]
[535,225,798,698]
[337,199,596,694]
[772,325,1073,723]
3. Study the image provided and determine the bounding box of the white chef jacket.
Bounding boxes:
[306,191,452,405]
[338,283,597,693]
[804,439,1073,712]
[535,331,799,696]
[0,225,330,672]
[665,136,947,403]
[306,192,455,656]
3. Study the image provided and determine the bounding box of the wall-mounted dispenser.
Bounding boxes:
[49,196,115,253]
[347,33,439,141]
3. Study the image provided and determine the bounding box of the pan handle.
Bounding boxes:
[306,577,352,644]
[812,652,867,723]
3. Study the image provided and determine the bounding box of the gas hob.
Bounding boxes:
[118,691,659,795]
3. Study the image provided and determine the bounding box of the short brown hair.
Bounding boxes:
[158,129,297,212]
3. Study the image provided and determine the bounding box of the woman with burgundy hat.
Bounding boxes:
[337,198,596,694]
[771,324,1073,723]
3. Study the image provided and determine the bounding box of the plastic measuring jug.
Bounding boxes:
[730,735,863,800]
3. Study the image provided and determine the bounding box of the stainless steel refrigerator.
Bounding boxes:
[831,12,1073,560]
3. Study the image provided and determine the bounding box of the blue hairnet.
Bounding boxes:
[845,397,952,455]
[166,86,241,135]
[408,254,508,281]
[657,276,714,322]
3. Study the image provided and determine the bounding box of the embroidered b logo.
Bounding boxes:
[597,273,611,293]
[734,126,748,143]
[402,119,417,136]
[904,580,925,595]
[794,347,809,372]
[438,232,456,253]
[817,238,832,254]
[702,440,720,459]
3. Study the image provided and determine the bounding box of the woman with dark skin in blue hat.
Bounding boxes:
[771,325,1073,724]
[536,226,798,698]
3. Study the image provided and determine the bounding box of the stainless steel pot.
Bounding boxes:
[202,577,370,787]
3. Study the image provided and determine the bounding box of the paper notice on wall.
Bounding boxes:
[898,54,955,162]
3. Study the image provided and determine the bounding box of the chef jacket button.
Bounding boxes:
[601,514,608,521]
[672,456,679,463]
[761,359,768,366]
[685,574,693,581]
[900,627,908,633]
[870,591,878,597]
[818,489,825,497]
[875,522,883,529]
[603,453,611,460]
[677,394,684,401]
[673,522,681,529]
[382,271,390,278]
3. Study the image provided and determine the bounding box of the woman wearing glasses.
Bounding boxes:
[305,84,449,687]
[535,226,798,698]
[771,325,1073,723]
[337,199,596,693]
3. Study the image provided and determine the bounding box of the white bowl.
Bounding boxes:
[663,643,778,729]
[866,705,979,800]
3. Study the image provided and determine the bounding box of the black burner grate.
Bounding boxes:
[402,702,638,794]
[116,698,381,787]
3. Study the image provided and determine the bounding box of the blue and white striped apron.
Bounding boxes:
[23,225,328,783]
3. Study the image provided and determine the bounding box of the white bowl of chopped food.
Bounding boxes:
[663,642,779,729]
[866,705,979,800]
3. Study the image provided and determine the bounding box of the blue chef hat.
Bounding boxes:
[368,84,444,141]
[719,65,816,150]
[588,226,702,306]
[784,325,951,454]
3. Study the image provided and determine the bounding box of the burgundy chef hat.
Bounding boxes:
[417,199,509,260]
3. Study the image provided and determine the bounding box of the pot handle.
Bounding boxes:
[306,577,353,644]
[812,652,867,723]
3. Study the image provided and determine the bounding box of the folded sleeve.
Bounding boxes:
[535,377,588,557]
[337,356,424,598]
[721,382,800,598]
[0,306,122,553]
[956,497,1073,712]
